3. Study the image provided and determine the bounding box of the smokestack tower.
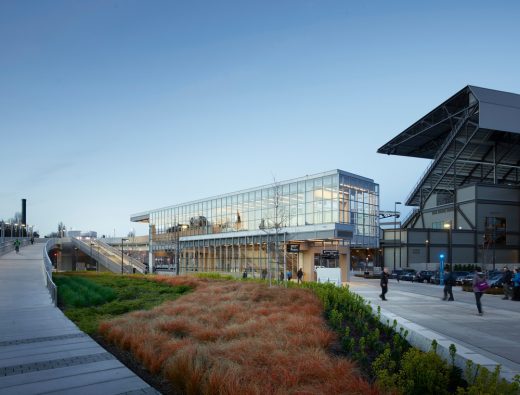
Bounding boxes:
[21,199,27,226]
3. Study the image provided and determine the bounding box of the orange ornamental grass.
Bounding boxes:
[99,276,379,395]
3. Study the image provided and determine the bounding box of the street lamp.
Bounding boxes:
[121,238,128,274]
[394,202,402,271]
[443,223,452,270]
[90,242,95,271]
[425,239,430,267]
[73,247,78,271]
[96,244,100,272]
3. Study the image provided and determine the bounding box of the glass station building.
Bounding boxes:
[131,169,379,282]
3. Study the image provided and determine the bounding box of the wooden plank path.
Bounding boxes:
[0,243,159,395]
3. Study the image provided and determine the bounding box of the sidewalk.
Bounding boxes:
[0,244,159,395]
[348,275,520,382]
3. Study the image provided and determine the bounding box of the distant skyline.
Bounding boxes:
[2,1,520,237]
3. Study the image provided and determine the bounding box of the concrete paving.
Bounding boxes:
[0,243,159,395]
[348,274,520,382]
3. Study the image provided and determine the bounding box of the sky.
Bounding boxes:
[1,0,520,237]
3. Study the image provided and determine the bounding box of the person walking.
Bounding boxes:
[442,266,455,301]
[13,239,21,254]
[379,267,389,301]
[472,267,487,315]
[513,268,520,301]
[297,267,304,284]
[501,267,513,300]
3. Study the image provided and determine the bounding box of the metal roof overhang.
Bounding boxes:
[130,213,150,223]
[378,86,520,206]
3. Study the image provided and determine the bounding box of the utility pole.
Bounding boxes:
[393,202,401,270]
[121,238,128,274]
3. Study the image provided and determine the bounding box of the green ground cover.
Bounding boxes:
[53,272,191,334]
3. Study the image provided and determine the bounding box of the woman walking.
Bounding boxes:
[472,267,487,315]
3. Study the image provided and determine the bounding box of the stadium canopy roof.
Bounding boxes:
[378,86,520,206]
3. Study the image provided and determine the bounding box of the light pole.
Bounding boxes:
[394,201,401,271]
[492,225,496,271]
[96,244,100,272]
[121,238,128,274]
[425,239,430,268]
[90,242,95,271]
[73,247,78,271]
[443,223,452,270]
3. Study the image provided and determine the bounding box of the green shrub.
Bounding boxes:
[457,361,520,395]
[372,347,398,391]
[397,348,451,395]
[373,346,452,395]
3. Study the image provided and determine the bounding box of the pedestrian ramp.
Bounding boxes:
[0,244,159,394]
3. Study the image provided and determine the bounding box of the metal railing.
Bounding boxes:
[96,239,146,273]
[400,208,420,228]
[0,238,31,255]
[44,239,58,306]
[71,238,146,274]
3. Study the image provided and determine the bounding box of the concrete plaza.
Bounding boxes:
[348,275,520,382]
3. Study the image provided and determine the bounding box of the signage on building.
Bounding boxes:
[286,244,300,253]
[322,249,339,257]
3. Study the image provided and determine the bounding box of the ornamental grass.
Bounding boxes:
[99,276,378,394]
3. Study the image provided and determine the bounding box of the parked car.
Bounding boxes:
[430,271,441,284]
[488,273,505,288]
[462,274,474,286]
[453,271,470,285]
[415,270,435,283]
[461,272,503,288]
[390,269,404,279]
[399,269,417,281]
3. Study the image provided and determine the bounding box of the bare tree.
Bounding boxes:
[259,178,288,286]
[58,222,66,238]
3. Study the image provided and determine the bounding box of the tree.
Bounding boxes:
[58,222,66,238]
[259,178,288,286]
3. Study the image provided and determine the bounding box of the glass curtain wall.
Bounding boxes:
[147,170,379,274]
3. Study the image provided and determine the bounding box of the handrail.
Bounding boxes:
[71,238,146,274]
[70,238,123,273]
[0,238,30,256]
[44,239,58,306]
[96,239,146,273]
[400,208,420,229]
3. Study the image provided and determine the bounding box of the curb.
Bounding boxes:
[375,306,518,383]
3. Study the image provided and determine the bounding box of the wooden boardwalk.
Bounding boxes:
[0,243,159,395]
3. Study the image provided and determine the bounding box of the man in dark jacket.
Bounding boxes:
[380,267,389,301]
[442,267,455,301]
[501,267,513,300]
